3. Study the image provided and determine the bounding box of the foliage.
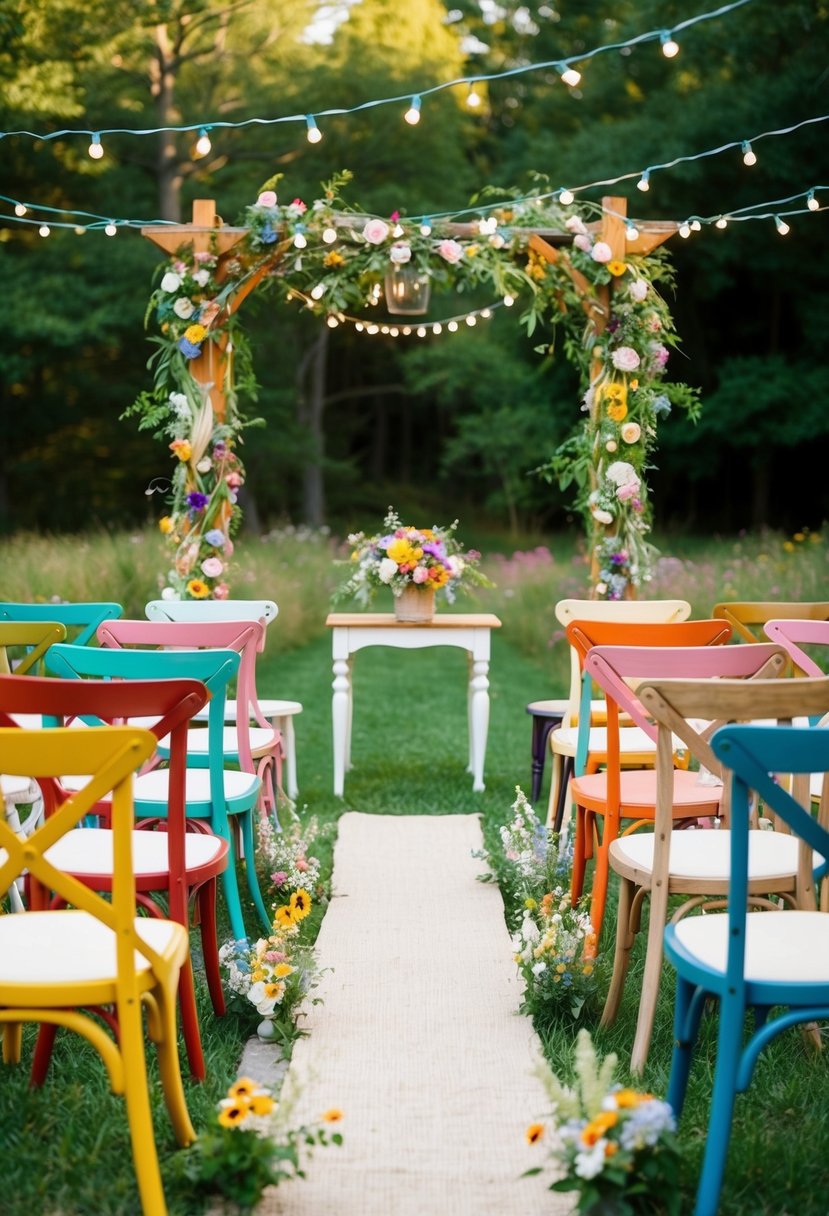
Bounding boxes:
[330,504,492,606]
[526,1028,681,1216]
[183,1075,343,1214]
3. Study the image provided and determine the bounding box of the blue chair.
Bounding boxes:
[44,642,271,939]
[665,690,829,1216]
[0,601,122,647]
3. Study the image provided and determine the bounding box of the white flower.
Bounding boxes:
[161,272,181,293]
[621,422,641,444]
[610,346,641,372]
[520,913,540,943]
[247,980,279,1017]
[573,233,592,253]
[173,297,195,319]
[591,508,614,525]
[565,215,588,235]
[591,241,612,264]
[629,278,649,301]
[531,961,547,976]
[606,460,639,487]
[389,242,412,265]
[192,269,211,288]
[447,554,464,576]
[168,391,190,417]
[574,1139,608,1179]
[196,457,212,473]
[160,587,180,601]
[378,557,398,583]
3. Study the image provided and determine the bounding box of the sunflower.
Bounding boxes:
[228,1077,258,1100]
[186,578,210,599]
[218,1100,250,1128]
[289,888,312,921]
[249,1091,275,1116]
[322,1108,344,1123]
[525,1122,545,1145]
[274,904,295,928]
[607,259,627,276]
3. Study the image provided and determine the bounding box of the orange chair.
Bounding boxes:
[565,617,732,942]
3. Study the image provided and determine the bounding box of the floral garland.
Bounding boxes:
[127,172,699,600]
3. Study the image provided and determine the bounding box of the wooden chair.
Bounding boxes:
[0,670,228,1081]
[763,617,829,679]
[145,597,303,800]
[592,643,812,1072]
[0,720,196,1216]
[545,598,691,828]
[665,711,829,1216]
[0,601,122,646]
[565,618,732,942]
[712,600,829,646]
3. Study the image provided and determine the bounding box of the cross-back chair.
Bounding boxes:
[45,641,271,938]
[145,597,303,800]
[0,600,122,647]
[712,600,829,647]
[0,670,228,1080]
[665,711,829,1216]
[590,642,816,1072]
[0,720,196,1216]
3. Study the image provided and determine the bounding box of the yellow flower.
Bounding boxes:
[228,1077,258,1100]
[274,962,294,978]
[184,323,208,344]
[323,250,344,267]
[386,538,421,566]
[465,244,479,257]
[614,1088,651,1109]
[289,888,312,921]
[218,1101,249,1128]
[525,1122,545,1145]
[169,439,192,462]
[249,1092,275,1116]
[607,260,627,276]
[793,532,805,542]
[581,1111,618,1146]
[783,541,795,553]
[186,578,210,599]
[322,1108,344,1123]
[524,898,537,911]
[158,515,175,534]
[275,904,295,929]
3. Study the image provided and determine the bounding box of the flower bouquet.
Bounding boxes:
[332,506,492,620]
[525,1029,681,1216]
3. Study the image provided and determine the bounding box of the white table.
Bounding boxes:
[326,612,502,796]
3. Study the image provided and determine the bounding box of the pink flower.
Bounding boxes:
[272,871,288,887]
[389,242,412,265]
[629,279,649,302]
[651,343,670,368]
[611,346,641,372]
[437,239,464,264]
[201,556,224,578]
[591,241,613,263]
[573,233,592,253]
[617,481,640,501]
[291,198,307,213]
[412,566,430,584]
[226,472,243,489]
[646,314,662,332]
[199,300,220,328]
[213,583,230,600]
[390,210,400,222]
[362,218,390,245]
[565,215,588,236]
[296,858,309,872]
[257,191,277,207]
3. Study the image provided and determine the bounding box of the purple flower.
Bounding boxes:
[259,224,278,245]
[205,529,226,547]
[422,541,446,560]
[186,492,209,511]
[178,337,202,358]
[212,441,228,459]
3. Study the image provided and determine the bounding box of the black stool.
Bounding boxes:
[525,699,568,807]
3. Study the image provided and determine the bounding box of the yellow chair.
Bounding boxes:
[0,723,196,1216]
[712,600,829,647]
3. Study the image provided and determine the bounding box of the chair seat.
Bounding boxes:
[45,827,226,878]
[552,724,657,757]
[572,767,722,815]
[192,698,303,723]
[173,725,278,754]
[670,910,829,983]
[610,828,804,883]
[526,698,569,716]
[60,767,259,804]
[0,909,186,990]
[1,774,37,799]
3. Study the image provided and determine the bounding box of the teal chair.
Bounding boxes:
[0,601,122,647]
[45,642,271,939]
[665,690,829,1216]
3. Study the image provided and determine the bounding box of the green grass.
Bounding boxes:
[1,523,828,1213]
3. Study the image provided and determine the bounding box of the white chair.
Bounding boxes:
[145,598,302,799]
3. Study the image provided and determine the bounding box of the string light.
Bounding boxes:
[293,231,307,248]
[305,115,322,144]
[466,84,482,108]
[416,326,427,337]
[466,315,477,326]
[14,203,26,216]
[448,321,458,331]
[104,222,117,236]
[503,295,515,307]
[419,220,432,235]
[404,96,421,126]
[322,226,337,244]
[432,323,442,334]
[741,140,757,166]
[679,222,692,238]
[807,190,820,211]
[88,133,104,160]
[38,224,50,237]
[691,220,702,231]
[558,189,575,206]
[625,223,639,241]
[392,223,405,238]
[310,283,325,299]
[715,216,728,229]
[660,31,680,58]
[775,215,790,234]
[557,63,582,87]
[637,170,650,193]
[194,127,212,157]
[74,226,85,235]
[326,315,339,327]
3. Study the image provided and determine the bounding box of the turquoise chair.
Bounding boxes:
[45,642,271,939]
[0,601,122,647]
[665,706,829,1216]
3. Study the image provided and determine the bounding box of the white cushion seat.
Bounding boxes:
[170,725,278,755]
[610,828,810,882]
[192,698,303,723]
[551,724,657,755]
[60,766,259,805]
[44,826,225,876]
[1,774,36,799]
[671,910,829,983]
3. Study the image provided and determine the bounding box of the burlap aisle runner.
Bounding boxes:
[256,812,573,1216]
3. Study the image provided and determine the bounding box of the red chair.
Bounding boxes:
[0,672,229,1081]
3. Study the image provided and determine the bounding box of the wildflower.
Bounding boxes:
[324,250,345,267]
[160,271,182,293]
[229,1077,259,1100]
[169,439,192,462]
[205,529,226,547]
[218,1101,249,1128]
[186,491,209,511]
[591,241,612,263]
[607,260,627,276]
[289,889,312,921]
[611,346,641,373]
[389,242,412,265]
[186,579,210,599]
[184,323,208,345]
[159,516,175,534]
[620,422,641,444]
[322,1108,344,1123]
[526,1123,545,1144]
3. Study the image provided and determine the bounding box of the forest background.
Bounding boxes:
[2,0,828,544]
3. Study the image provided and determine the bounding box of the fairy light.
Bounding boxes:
[381,325,389,334]
[715,216,728,229]
[355,323,364,332]
[741,140,757,166]
[503,294,515,307]
[402,327,412,336]
[660,31,680,58]
[104,222,117,236]
[420,220,432,235]
[310,283,325,299]
[38,224,50,237]
[448,320,459,332]
[557,62,581,87]
[322,226,337,244]
[775,215,790,235]
[390,327,399,336]
[679,222,691,238]
[392,223,404,238]
[293,231,307,249]
[466,84,482,108]
[404,96,421,125]
[480,309,492,319]
[637,170,651,193]
[625,223,639,241]
[416,326,427,337]
[74,226,85,235]
[367,324,380,334]
[305,115,322,144]
[326,315,339,327]
[807,190,820,211]
[194,127,212,157]
[88,133,104,160]
[691,220,702,231]
[14,203,26,216]
[432,323,442,334]
[558,189,575,206]
[466,315,477,326]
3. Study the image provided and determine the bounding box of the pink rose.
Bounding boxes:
[213,583,230,600]
[271,871,288,887]
[257,191,277,207]
[412,566,430,584]
[389,242,412,265]
[201,556,224,578]
[362,219,390,245]
[629,279,649,302]
[573,233,592,253]
[617,481,640,501]
[591,241,613,263]
[651,343,670,368]
[611,346,641,372]
[296,858,309,872]
[226,471,243,489]
[437,239,464,264]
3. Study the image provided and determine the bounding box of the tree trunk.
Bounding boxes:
[297,328,329,527]
[151,24,183,222]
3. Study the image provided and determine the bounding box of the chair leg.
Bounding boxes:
[600,876,636,1028]
[3,1022,23,1065]
[630,881,671,1075]
[198,880,226,1016]
[667,974,704,1117]
[240,810,273,933]
[546,752,564,827]
[693,997,745,1216]
[553,755,574,835]
[588,830,612,945]
[571,805,588,906]
[219,840,252,942]
[119,1002,173,1216]
[176,958,205,1081]
[30,1022,59,1083]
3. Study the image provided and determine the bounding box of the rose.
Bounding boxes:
[173,297,195,320]
[606,460,639,487]
[650,343,670,368]
[565,215,588,236]
[256,191,277,207]
[573,234,592,253]
[621,422,641,444]
[629,278,649,301]
[437,239,464,264]
[213,582,230,600]
[617,480,640,501]
[362,219,390,245]
[205,529,226,547]
[389,242,412,265]
[378,557,398,583]
[412,565,430,584]
[591,241,613,263]
[192,269,211,288]
[611,346,641,372]
[201,556,224,578]
[161,271,181,293]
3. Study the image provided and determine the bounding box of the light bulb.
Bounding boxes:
[503,294,515,307]
[104,222,117,236]
[404,96,421,125]
[392,223,404,238]
[305,115,322,144]
[416,326,427,337]
[741,141,756,167]
[481,309,492,319]
[402,327,412,336]
[322,226,337,244]
[679,223,691,239]
[558,63,581,87]
[390,327,399,337]
[310,283,325,300]
[690,220,702,231]
[367,324,380,334]
[625,224,639,241]
[39,224,50,237]
[326,315,339,328]
[381,326,389,334]
[775,216,790,235]
[466,314,477,326]
[293,232,307,249]
[14,203,26,217]
[559,188,574,206]
[88,133,104,159]
[420,221,432,236]
[448,320,459,332]
[355,323,364,332]
[715,217,728,229]
[466,84,481,108]
[432,323,442,335]
[637,171,650,193]
[74,226,85,235]
[807,191,820,211]
[660,32,679,58]
[194,128,212,157]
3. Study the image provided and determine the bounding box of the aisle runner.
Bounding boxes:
[258,812,572,1216]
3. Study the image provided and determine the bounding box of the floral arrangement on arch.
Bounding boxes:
[331,506,491,606]
[524,1028,681,1216]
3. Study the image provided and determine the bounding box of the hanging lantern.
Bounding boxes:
[383,265,431,315]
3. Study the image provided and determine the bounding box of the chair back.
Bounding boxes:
[0,620,67,675]
[0,602,122,646]
[763,618,829,679]
[712,600,829,645]
[145,599,278,651]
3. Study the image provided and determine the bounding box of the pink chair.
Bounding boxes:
[763,618,829,678]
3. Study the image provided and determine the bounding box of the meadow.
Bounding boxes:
[0,521,827,1215]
